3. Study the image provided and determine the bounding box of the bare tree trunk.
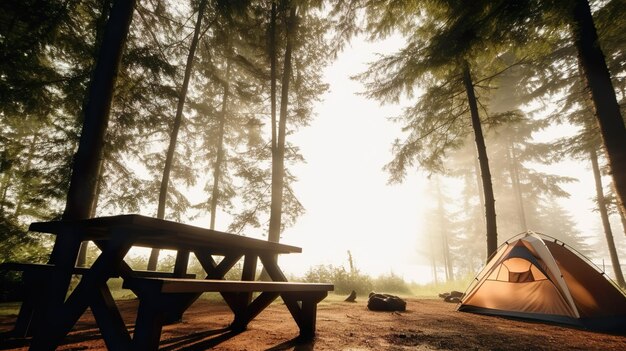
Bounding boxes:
[473,156,485,219]
[256,1,280,282]
[270,1,277,156]
[148,0,207,270]
[66,1,112,267]
[209,59,231,230]
[507,143,527,232]
[268,4,296,244]
[608,181,626,237]
[617,188,626,238]
[572,0,626,218]
[76,157,104,267]
[0,172,11,216]
[590,147,626,287]
[436,177,453,281]
[462,60,498,260]
[62,0,135,221]
[429,232,439,285]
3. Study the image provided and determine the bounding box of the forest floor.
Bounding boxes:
[1,295,625,350]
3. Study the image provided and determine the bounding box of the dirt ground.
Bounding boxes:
[1,296,625,350]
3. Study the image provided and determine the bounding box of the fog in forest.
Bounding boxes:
[2,0,626,291]
[273,36,626,285]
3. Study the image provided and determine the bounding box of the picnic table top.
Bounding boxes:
[29,214,302,255]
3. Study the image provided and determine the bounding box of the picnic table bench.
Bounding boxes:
[0,262,194,338]
[16,214,332,351]
[123,278,332,349]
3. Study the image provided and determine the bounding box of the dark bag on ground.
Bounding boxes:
[367,293,406,311]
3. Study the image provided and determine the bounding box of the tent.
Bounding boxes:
[457,232,626,331]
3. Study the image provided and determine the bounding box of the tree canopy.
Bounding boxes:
[1,0,625,285]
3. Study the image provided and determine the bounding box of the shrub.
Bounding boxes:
[303,264,373,295]
[373,272,411,294]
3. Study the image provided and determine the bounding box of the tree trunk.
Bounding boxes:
[571,0,626,218]
[461,60,498,260]
[607,181,626,237]
[270,1,277,154]
[148,0,207,270]
[436,177,453,281]
[62,0,135,221]
[590,147,626,287]
[507,143,528,232]
[615,181,626,237]
[473,155,486,220]
[268,4,296,244]
[76,157,104,267]
[619,202,626,238]
[256,1,280,282]
[68,1,111,267]
[209,59,231,230]
[0,172,11,216]
[429,232,439,285]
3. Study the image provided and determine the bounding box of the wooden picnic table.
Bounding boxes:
[22,214,331,350]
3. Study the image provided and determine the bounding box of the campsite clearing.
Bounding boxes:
[1,296,625,350]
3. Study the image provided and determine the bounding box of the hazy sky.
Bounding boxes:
[279,35,434,283]
[175,34,625,284]
[140,34,430,282]
[275,35,626,283]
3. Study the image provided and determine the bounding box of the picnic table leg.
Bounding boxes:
[205,255,246,313]
[158,253,244,325]
[30,229,133,351]
[90,284,132,350]
[229,292,279,332]
[224,254,260,331]
[162,249,192,323]
[240,254,257,303]
[29,228,82,351]
[259,255,327,338]
[173,250,190,277]
[11,269,44,337]
[281,291,328,338]
[132,295,167,350]
[195,253,242,279]
[258,254,287,282]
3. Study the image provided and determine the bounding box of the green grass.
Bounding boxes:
[408,276,474,298]
[0,273,475,319]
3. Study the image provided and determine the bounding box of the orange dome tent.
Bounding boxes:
[458,232,626,331]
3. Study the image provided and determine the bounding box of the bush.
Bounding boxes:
[373,272,411,294]
[303,264,373,295]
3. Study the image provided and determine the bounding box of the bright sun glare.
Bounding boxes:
[179,34,623,285]
[282,35,431,283]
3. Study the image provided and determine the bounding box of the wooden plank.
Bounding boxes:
[29,226,84,351]
[173,250,190,277]
[132,295,166,350]
[30,227,135,350]
[241,255,258,281]
[130,270,195,279]
[123,278,333,294]
[240,255,258,305]
[195,253,242,279]
[90,284,132,350]
[30,214,302,254]
[0,262,194,279]
[281,291,328,338]
[230,292,280,332]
